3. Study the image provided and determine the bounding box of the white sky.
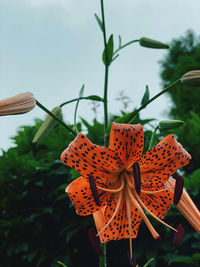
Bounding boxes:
[1,0,200,151]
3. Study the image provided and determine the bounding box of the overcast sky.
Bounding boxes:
[1,0,200,152]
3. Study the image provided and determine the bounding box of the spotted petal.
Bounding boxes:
[93,194,142,242]
[140,189,173,219]
[66,177,111,216]
[61,133,123,186]
[109,123,144,168]
[139,134,191,187]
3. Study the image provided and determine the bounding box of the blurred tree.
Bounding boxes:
[160,30,200,173]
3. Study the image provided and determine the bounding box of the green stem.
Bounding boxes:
[114,39,139,55]
[60,97,103,107]
[101,0,109,148]
[74,98,80,134]
[136,79,180,115]
[99,0,108,266]
[148,125,159,149]
[36,100,76,137]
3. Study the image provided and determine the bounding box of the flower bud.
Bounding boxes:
[159,120,184,130]
[0,92,35,116]
[33,106,62,143]
[139,37,169,49]
[181,70,200,86]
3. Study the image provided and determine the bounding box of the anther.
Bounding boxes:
[88,175,101,206]
[173,224,184,246]
[132,162,141,195]
[173,175,184,205]
[88,227,103,256]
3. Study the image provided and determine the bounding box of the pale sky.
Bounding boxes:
[1,0,200,151]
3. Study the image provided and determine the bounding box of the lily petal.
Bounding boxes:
[109,123,144,168]
[140,134,191,187]
[66,177,110,215]
[61,133,123,186]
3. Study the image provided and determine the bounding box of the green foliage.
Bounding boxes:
[160,30,200,119]
[141,85,150,106]
[160,30,200,173]
[102,34,114,65]
[0,112,199,266]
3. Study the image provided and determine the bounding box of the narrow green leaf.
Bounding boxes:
[143,258,154,267]
[118,35,122,47]
[102,34,114,65]
[169,255,194,265]
[57,261,68,267]
[94,13,103,32]
[74,85,85,133]
[86,95,103,101]
[141,85,150,106]
[79,84,84,97]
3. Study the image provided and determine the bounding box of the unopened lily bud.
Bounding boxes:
[159,120,184,130]
[165,178,200,234]
[33,106,62,143]
[0,92,35,116]
[181,70,200,86]
[139,37,169,49]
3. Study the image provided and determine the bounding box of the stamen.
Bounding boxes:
[97,191,123,237]
[134,192,177,232]
[125,190,133,260]
[141,187,173,194]
[173,224,184,246]
[127,187,160,240]
[88,227,103,256]
[174,175,184,205]
[132,162,141,195]
[97,177,124,193]
[88,174,101,206]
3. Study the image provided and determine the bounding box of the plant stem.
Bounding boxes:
[100,0,108,266]
[136,79,180,115]
[148,125,159,150]
[101,0,109,148]
[60,97,103,107]
[36,100,76,137]
[114,39,139,55]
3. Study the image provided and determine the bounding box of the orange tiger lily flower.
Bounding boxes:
[61,123,191,258]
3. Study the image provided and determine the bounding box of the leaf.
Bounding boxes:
[143,258,154,267]
[102,34,114,65]
[141,85,150,106]
[168,255,194,265]
[85,95,103,101]
[94,13,103,32]
[118,35,122,47]
[79,84,84,98]
[192,253,200,263]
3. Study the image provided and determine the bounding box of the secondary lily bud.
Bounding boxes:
[0,92,35,116]
[33,106,62,143]
[173,224,184,246]
[139,37,169,49]
[181,70,200,86]
[159,120,184,130]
